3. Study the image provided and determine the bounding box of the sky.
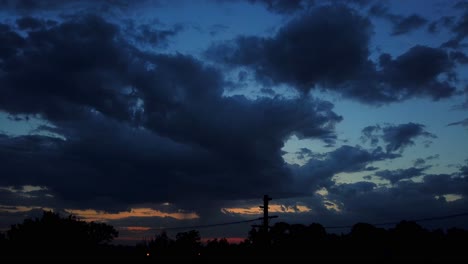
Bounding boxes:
[0,0,467,245]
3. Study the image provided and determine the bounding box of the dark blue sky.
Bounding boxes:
[0,0,467,244]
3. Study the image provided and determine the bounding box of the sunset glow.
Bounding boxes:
[65,208,199,222]
[222,203,311,215]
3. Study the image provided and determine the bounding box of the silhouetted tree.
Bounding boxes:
[5,211,118,257]
[389,220,428,257]
[204,238,231,257]
[174,230,201,257]
[146,231,175,258]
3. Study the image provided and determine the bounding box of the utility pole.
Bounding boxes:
[260,194,272,233]
[252,194,278,251]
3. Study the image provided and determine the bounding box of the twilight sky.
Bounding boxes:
[0,0,467,244]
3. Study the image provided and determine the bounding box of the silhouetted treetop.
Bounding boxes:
[6,211,118,256]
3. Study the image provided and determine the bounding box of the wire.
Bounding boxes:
[148,217,263,231]
[122,211,468,232]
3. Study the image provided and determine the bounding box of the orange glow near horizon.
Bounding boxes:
[65,208,199,222]
[221,203,311,215]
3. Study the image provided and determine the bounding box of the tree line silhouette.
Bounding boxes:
[1,210,467,261]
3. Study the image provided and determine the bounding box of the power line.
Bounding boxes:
[147,217,264,231]
[122,211,468,233]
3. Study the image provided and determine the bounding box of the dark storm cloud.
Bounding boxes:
[0,0,161,13]
[207,5,456,104]
[450,51,468,64]
[123,19,183,48]
[247,0,307,14]
[414,172,468,196]
[361,123,437,153]
[442,9,468,48]
[375,167,427,184]
[427,16,455,34]
[0,15,137,122]
[16,16,45,30]
[207,5,373,93]
[325,163,468,224]
[369,3,428,35]
[290,145,400,191]
[413,154,440,167]
[377,45,455,101]
[0,23,25,60]
[454,1,468,9]
[447,118,468,127]
[392,14,428,35]
[329,181,377,197]
[0,14,343,209]
[0,0,63,11]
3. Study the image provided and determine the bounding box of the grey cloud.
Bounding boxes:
[369,3,427,35]
[0,14,344,210]
[361,123,437,153]
[247,0,307,14]
[375,167,428,184]
[207,5,456,104]
[442,9,468,48]
[450,51,468,64]
[392,14,428,35]
[207,5,374,93]
[447,118,468,127]
[325,165,468,225]
[329,181,377,197]
[427,16,455,34]
[290,145,400,192]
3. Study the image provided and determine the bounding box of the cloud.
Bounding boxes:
[289,145,400,192]
[0,14,344,212]
[207,5,374,92]
[392,14,428,35]
[124,20,183,48]
[442,9,468,48]
[375,167,428,184]
[427,16,455,34]
[450,51,468,64]
[0,0,162,13]
[0,0,65,11]
[329,181,377,197]
[0,15,137,121]
[16,16,47,30]
[447,118,468,127]
[377,46,455,101]
[369,3,428,35]
[207,5,456,104]
[361,123,437,153]
[324,163,468,223]
[246,0,308,14]
[413,154,440,167]
[0,23,25,60]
